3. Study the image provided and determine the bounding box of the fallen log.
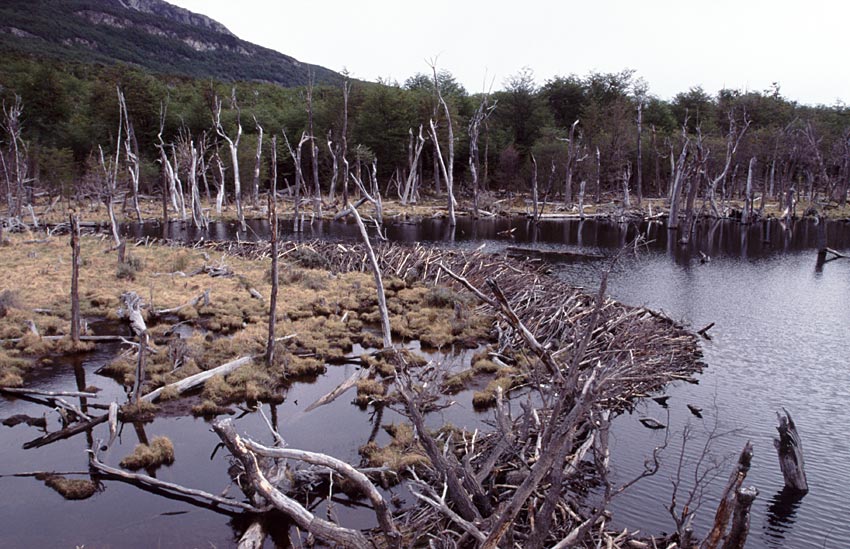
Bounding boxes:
[242,438,399,545]
[89,451,261,513]
[141,356,255,403]
[212,418,370,549]
[774,409,808,493]
[0,387,99,399]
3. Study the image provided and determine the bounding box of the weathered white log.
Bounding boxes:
[774,409,808,493]
[303,369,363,412]
[212,419,369,549]
[0,387,98,399]
[141,356,254,403]
[243,438,399,543]
[238,521,266,549]
[154,289,210,316]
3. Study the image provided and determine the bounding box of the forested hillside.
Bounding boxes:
[0,0,339,87]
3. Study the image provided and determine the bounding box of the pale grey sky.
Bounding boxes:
[170,0,848,106]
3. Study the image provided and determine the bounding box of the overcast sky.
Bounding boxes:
[169,0,847,106]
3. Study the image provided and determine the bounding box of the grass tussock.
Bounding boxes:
[359,422,429,473]
[119,436,175,470]
[191,399,235,417]
[354,377,385,407]
[39,474,98,500]
[120,400,158,423]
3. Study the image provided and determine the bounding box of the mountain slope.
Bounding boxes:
[0,0,340,87]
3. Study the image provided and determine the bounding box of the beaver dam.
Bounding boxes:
[0,231,713,548]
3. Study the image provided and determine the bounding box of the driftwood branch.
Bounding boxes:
[141,356,254,402]
[212,418,369,549]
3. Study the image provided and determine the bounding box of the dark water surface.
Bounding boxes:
[2,217,849,547]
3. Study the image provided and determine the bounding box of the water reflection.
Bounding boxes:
[122,217,850,260]
[762,487,806,548]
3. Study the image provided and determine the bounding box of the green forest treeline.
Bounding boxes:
[2,54,849,202]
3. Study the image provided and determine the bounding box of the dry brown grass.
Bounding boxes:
[39,474,98,500]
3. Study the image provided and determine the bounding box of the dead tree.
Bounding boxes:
[212,144,226,215]
[96,137,123,248]
[282,130,310,232]
[622,162,632,208]
[348,203,391,348]
[266,136,278,367]
[668,124,691,230]
[741,157,756,224]
[562,119,582,206]
[636,100,644,205]
[531,154,540,221]
[305,74,322,217]
[706,113,750,217]
[118,88,143,223]
[169,127,205,230]
[468,91,495,216]
[402,126,426,205]
[326,131,339,203]
[774,409,808,493]
[1,95,30,219]
[340,76,351,205]
[214,89,245,231]
[429,62,458,226]
[251,116,263,207]
[157,106,186,221]
[69,213,81,343]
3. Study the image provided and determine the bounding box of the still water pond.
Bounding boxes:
[2,216,848,547]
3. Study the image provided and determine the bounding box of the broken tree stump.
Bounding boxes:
[774,409,808,493]
[700,441,753,549]
[721,486,759,549]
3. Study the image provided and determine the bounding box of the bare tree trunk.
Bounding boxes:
[578,180,586,220]
[531,154,539,221]
[468,93,493,217]
[622,162,632,208]
[340,78,351,206]
[252,119,263,206]
[741,157,756,225]
[283,131,310,233]
[564,119,580,206]
[214,90,245,231]
[428,64,457,226]
[402,126,426,205]
[594,146,601,203]
[306,76,322,218]
[213,149,226,215]
[721,487,758,549]
[118,89,143,223]
[188,139,205,229]
[327,131,339,203]
[668,129,691,230]
[636,102,643,205]
[266,136,278,367]
[70,213,81,343]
